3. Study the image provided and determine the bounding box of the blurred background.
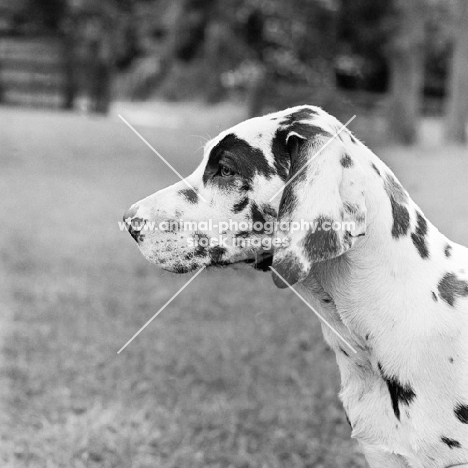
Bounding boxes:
[0,0,467,467]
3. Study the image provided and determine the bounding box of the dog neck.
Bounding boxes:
[303,152,453,369]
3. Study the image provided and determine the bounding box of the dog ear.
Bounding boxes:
[271,133,367,288]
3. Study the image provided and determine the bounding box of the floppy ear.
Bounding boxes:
[272,134,367,288]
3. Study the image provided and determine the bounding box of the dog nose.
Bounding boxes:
[123,205,146,242]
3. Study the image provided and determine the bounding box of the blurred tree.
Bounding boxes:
[387,0,426,144]
[337,0,391,93]
[445,0,468,144]
[124,0,338,110]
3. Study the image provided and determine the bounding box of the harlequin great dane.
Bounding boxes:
[123,105,468,467]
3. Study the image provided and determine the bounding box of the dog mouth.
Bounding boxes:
[151,250,274,274]
[239,252,273,271]
[136,229,274,274]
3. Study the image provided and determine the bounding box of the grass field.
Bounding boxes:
[1,105,467,468]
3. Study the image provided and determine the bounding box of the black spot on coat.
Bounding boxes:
[385,175,408,204]
[302,216,342,263]
[378,363,416,420]
[174,264,192,273]
[340,154,353,168]
[445,244,453,258]
[384,175,410,238]
[271,253,305,288]
[349,133,358,144]
[193,233,209,257]
[389,198,410,238]
[432,291,438,302]
[438,273,468,307]
[233,197,249,213]
[179,188,198,204]
[371,163,381,176]
[411,211,429,259]
[280,108,319,126]
[209,246,227,263]
[441,436,462,449]
[454,403,468,424]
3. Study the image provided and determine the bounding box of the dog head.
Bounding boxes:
[123,105,367,287]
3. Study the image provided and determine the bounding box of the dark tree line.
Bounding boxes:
[7,0,468,143]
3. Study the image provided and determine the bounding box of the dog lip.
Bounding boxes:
[241,253,274,271]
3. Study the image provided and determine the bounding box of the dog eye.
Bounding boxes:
[220,165,235,177]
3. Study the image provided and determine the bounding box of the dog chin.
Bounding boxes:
[138,244,273,274]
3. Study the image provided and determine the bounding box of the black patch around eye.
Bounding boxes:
[445,243,453,258]
[233,197,249,213]
[378,363,416,421]
[302,216,342,263]
[340,154,353,168]
[178,188,198,204]
[454,403,468,424]
[441,436,462,449]
[411,211,429,259]
[372,163,381,176]
[203,134,275,185]
[438,272,468,307]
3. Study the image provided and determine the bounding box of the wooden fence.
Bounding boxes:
[0,35,75,109]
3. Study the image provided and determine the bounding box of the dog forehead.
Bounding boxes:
[202,105,327,165]
[207,116,278,151]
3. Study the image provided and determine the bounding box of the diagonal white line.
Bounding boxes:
[118,114,208,203]
[117,266,206,354]
[269,267,357,354]
[269,115,356,202]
